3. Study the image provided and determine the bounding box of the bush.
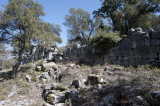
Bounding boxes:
[91,30,121,54]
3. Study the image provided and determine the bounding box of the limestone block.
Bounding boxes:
[150,39,159,46]
[146,28,154,35]
[128,28,135,35]
[121,61,129,66]
[87,74,101,86]
[123,57,129,61]
[132,41,136,48]
[42,62,57,71]
[145,40,150,46]
[149,53,159,59]
[137,40,144,46]
[151,31,160,39]
[149,46,159,53]
[47,93,65,104]
[130,32,149,41]
[135,27,143,32]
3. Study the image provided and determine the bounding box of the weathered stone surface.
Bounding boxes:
[151,31,160,39]
[42,62,57,72]
[62,26,160,67]
[25,75,31,83]
[36,66,41,71]
[47,93,65,105]
[87,74,101,86]
[150,39,159,46]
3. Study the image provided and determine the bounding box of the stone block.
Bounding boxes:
[149,53,159,59]
[151,31,160,39]
[130,32,149,41]
[132,41,136,48]
[123,57,129,61]
[121,61,129,66]
[150,39,159,46]
[145,40,150,46]
[137,40,144,46]
[149,46,159,53]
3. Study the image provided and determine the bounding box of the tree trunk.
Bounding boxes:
[11,48,24,78]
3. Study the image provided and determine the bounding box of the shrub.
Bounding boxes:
[91,30,121,54]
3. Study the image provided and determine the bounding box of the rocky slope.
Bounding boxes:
[0,60,160,106]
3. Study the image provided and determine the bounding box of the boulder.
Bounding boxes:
[87,74,101,86]
[128,28,135,35]
[135,27,142,32]
[36,66,42,71]
[99,94,114,106]
[47,93,65,105]
[25,75,31,83]
[69,64,75,68]
[41,72,51,81]
[42,62,57,72]
[55,103,65,106]
[65,90,79,101]
[71,80,80,88]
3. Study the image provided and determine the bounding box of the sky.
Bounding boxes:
[0,0,102,47]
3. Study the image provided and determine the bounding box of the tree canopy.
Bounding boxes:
[0,0,62,76]
[93,0,160,35]
[64,8,97,45]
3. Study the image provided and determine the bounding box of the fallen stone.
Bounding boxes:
[42,62,57,72]
[36,66,42,71]
[47,93,65,105]
[71,80,80,88]
[8,91,16,98]
[25,75,31,83]
[41,78,47,84]
[36,84,42,88]
[87,74,101,86]
[55,103,65,106]
[41,72,51,81]
[69,64,75,68]
[100,94,114,106]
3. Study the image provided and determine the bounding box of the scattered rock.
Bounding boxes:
[135,27,142,32]
[55,103,65,106]
[41,72,51,81]
[36,84,42,88]
[8,91,16,98]
[65,90,78,101]
[76,65,80,68]
[41,78,47,84]
[25,75,31,82]
[71,80,80,88]
[42,62,57,71]
[87,74,101,86]
[69,64,75,68]
[100,94,114,106]
[36,66,42,71]
[47,93,65,105]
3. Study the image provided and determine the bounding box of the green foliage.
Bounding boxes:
[64,8,97,45]
[0,0,62,74]
[94,0,160,35]
[91,30,121,54]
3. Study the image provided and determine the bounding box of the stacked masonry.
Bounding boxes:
[63,25,160,67]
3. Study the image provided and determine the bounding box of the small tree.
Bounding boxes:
[91,29,121,54]
[0,0,62,77]
[64,8,96,45]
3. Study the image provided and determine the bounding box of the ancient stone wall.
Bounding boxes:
[108,27,160,66]
[63,25,160,67]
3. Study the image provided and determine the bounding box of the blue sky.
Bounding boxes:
[0,0,101,47]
